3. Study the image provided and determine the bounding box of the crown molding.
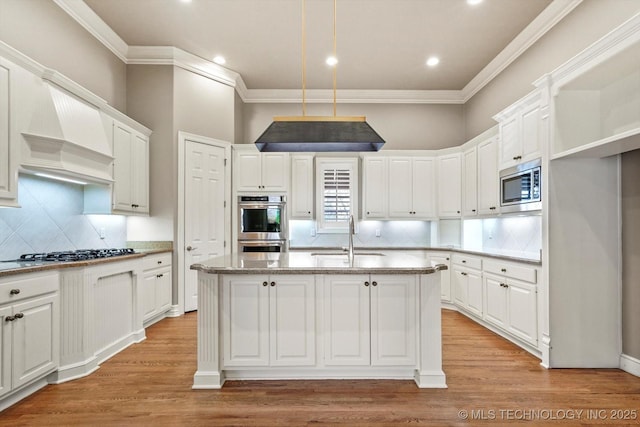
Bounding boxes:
[54,0,580,105]
[460,0,583,102]
[52,0,129,63]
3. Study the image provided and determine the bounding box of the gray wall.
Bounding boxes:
[463,0,640,140]
[622,150,640,360]
[243,102,464,149]
[0,0,127,112]
[126,65,175,241]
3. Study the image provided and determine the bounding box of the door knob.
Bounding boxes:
[186,246,197,251]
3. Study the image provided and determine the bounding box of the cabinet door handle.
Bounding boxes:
[365,281,370,287]
[157,260,162,264]
[457,210,460,214]
[14,313,23,319]
[270,281,276,287]
[9,289,20,295]
[5,316,15,322]
[461,272,467,276]
[157,274,163,278]
[308,211,311,214]
[263,281,268,287]
[462,260,466,263]
[372,281,377,287]
[501,268,507,273]
[446,258,449,261]
[472,209,476,212]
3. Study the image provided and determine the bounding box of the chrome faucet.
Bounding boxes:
[348,214,355,260]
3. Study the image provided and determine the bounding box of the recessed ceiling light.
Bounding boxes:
[179,0,192,3]
[213,56,226,65]
[326,56,338,66]
[467,0,483,5]
[426,56,440,67]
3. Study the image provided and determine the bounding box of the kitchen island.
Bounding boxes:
[190,251,448,389]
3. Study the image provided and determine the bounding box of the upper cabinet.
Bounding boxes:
[477,136,500,215]
[462,146,477,217]
[494,90,542,170]
[234,145,289,193]
[380,156,436,219]
[437,153,462,218]
[111,120,150,215]
[362,156,388,219]
[290,154,314,219]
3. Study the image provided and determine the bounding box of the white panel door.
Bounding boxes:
[499,115,520,169]
[112,124,133,211]
[185,140,227,312]
[156,269,172,313]
[142,273,157,321]
[0,63,11,202]
[484,275,507,329]
[324,275,370,366]
[269,275,316,366]
[462,147,477,216]
[521,103,541,162]
[290,155,314,218]
[370,275,416,366]
[363,157,388,218]
[12,295,58,390]
[507,279,538,345]
[452,269,467,307]
[412,157,436,218]
[0,305,11,398]
[388,157,413,218]
[131,133,149,213]
[477,137,499,215]
[466,270,483,317]
[235,150,262,192]
[261,153,289,191]
[437,153,462,217]
[428,253,451,301]
[222,276,269,366]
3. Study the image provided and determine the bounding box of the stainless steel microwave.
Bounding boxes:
[499,159,541,213]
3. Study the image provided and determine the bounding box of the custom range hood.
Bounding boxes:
[21,81,113,184]
[255,0,385,153]
[255,116,385,152]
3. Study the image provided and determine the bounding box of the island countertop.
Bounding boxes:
[191,251,448,275]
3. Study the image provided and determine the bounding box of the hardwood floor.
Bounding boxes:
[2,310,640,426]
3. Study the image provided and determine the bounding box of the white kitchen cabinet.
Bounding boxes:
[387,157,436,219]
[222,275,315,367]
[451,254,483,317]
[462,146,477,216]
[483,258,538,346]
[112,120,149,215]
[494,91,542,170]
[324,274,416,367]
[428,252,451,302]
[362,156,388,219]
[0,272,59,399]
[437,153,462,218]
[142,253,172,326]
[290,155,314,218]
[234,146,289,192]
[477,137,500,215]
[0,59,14,207]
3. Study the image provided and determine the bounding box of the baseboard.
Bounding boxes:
[0,377,49,412]
[166,305,182,318]
[620,353,640,377]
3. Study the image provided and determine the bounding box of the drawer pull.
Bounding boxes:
[270,281,276,287]
[365,281,370,287]
[9,289,20,295]
[372,281,378,287]
[461,272,468,276]
[5,316,15,322]
[462,260,466,263]
[501,268,507,273]
[14,313,23,319]
[157,260,162,264]
[263,281,268,287]
[157,274,164,278]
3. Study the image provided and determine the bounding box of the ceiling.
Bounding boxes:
[83,0,554,92]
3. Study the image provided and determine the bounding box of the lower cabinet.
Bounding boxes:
[483,269,538,346]
[142,253,172,325]
[427,252,451,302]
[451,260,483,317]
[324,274,416,366]
[222,275,316,367]
[0,272,59,399]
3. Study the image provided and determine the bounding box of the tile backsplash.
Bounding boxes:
[463,215,542,259]
[289,220,431,248]
[0,175,126,260]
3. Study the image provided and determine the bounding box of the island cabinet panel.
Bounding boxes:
[324,275,370,366]
[370,275,416,366]
[323,274,416,367]
[222,275,315,367]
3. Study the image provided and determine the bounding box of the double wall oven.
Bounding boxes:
[237,195,287,253]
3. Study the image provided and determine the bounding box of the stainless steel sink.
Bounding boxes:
[310,252,385,256]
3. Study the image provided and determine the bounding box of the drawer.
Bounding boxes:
[451,254,482,270]
[484,259,537,284]
[0,271,59,305]
[143,252,172,271]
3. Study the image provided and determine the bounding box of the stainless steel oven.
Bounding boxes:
[237,195,287,252]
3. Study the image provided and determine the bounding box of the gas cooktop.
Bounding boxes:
[13,248,136,263]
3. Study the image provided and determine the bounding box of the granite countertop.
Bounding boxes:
[289,246,542,265]
[191,251,448,275]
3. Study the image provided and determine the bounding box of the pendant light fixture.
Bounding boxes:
[254,0,385,152]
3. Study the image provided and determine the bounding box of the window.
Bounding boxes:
[315,158,358,232]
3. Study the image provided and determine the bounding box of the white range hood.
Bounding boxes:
[21,81,114,184]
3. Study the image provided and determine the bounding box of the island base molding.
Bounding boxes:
[193,368,447,389]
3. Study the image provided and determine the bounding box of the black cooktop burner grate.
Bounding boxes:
[18,248,135,262]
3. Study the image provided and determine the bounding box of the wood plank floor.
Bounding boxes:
[2,310,639,426]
